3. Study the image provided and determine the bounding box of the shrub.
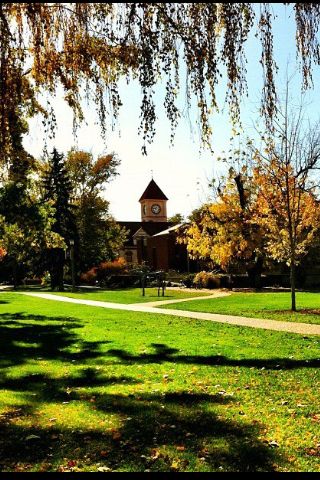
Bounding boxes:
[96,257,127,282]
[80,267,98,285]
[80,258,127,286]
[181,274,195,288]
[41,272,51,286]
[193,271,220,289]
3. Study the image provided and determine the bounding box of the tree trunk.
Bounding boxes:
[290,258,296,311]
[12,258,18,290]
[49,248,65,291]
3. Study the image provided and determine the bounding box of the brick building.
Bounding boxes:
[118,179,190,271]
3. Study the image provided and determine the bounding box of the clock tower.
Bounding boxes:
[139,179,168,222]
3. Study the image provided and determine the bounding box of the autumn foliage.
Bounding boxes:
[180,162,320,299]
[80,257,127,285]
[2,3,320,161]
[252,162,320,265]
[180,168,264,273]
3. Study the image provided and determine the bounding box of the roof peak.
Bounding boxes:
[139,178,168,201]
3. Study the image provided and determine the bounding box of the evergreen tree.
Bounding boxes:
[42,148,77,290]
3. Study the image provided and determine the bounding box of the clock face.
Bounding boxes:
[151,203,161,214]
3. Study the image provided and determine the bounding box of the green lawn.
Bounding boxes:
[0,292,319,472]
[160,291,320,325]
[45,287,210,304]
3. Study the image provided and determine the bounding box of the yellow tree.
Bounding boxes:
[251,81,320,310]
[180,168,265,287]
[253,159,320,311]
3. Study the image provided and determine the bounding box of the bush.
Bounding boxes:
[80,258,127,286]
[80,267,98,285]
[193,271,221,289]
[96,257,127,282]
[104,274,140,288]
[181,274,195,288]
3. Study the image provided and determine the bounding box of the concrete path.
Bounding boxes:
[135,291,230,307]
[19,292,320,336]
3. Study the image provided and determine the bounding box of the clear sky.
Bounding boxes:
[23,4,320,221]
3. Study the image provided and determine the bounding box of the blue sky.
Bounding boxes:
[23,4,320,221]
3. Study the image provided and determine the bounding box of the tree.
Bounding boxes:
[66,149,127,272]
[251,96,320,310]
[72,192,127,273]
[0,92,63,286]
[1,3,320,162]
[179,168,265,286]
[66,150,120,198]
[42,148,77,290]
[168,213,185,224]
[0,205,63,287]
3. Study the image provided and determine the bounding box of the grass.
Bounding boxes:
[0,292,319,472]
[160,291,320,325]
[36,287,210,304]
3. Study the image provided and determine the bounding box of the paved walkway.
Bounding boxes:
[20,292,320,336]
[136,290,230,307]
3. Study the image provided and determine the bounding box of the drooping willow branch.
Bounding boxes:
[1,3,320,162]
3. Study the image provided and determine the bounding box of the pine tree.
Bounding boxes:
[42,148,77,290]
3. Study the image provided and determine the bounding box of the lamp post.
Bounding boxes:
[70,239,75,292]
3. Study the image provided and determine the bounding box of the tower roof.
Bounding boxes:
[139,179,168,201]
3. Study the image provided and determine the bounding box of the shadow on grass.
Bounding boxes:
[0,315,281,471]
[0,369,141,403]
[0,313,111,368]
[106,343,320,370]
[0,387,278,472]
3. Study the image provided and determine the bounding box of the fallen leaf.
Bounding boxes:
[151,450,160,460]
[268,440,279,448]
[25,435,41,441]
[311,414,320,422]
[97,466,112,472]
[305,447,320,457]
[171,460,180,470]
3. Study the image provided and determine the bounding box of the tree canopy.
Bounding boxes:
[179,168,265,276]
[1,3,320,161]
[66,149,127,272]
